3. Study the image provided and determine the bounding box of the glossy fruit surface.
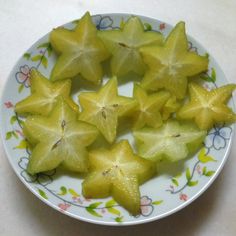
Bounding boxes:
[140,22,209,99]
[98,16,163,77]
[132,84,170,129]
[79,78,137,143]
[50,12,109,83]
[82,140,156,215]
[24,97,98,174]
[15,69,78,116]
[134,120,206,162]
[177,83,236,130]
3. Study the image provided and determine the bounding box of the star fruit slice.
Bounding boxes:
[15,69,78,116]
[98,16,163,77]
[82,140,156,215]
[132,83,170,129]
[134,120,206,162]
[78,78,138,143]
[177,83,236,130]
[50,12,109,83]
[24,97,98,174]
[140,21,209,99]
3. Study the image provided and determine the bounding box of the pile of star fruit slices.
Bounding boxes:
[14,12,236,216]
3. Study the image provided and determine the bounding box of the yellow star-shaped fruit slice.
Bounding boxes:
[82,140,156,215]
[15,69,78,116]
[98,16,163,77]
[78,78,138,143]
[177,83,236,130]
[134,120,206,162]
[140,22,209,99]
[132,84,170,129]
[24,97,98,174]
[50,12,109,83]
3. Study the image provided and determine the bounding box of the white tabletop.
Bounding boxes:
[0,0,236,235]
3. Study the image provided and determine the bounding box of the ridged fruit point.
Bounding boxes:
[78,77,138,143]
[140,22,209,99]
[82,140,156,215]
[50,12,109,83]
[177,83,236,130]
[15,69,78,116]
[98,16,163,77]
[133,119,206,162]
[132,83,170,129]
[24,97,98,175]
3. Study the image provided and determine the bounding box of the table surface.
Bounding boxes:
[0,0,236,235]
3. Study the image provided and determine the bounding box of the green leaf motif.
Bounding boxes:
[10,116,17,125]
[88,202,103,209]
[31,55,42,62]
[144,22,152,31]
[186,167,191,181]
[14,139,27,149]
[211,68,216,82]
[6,131,12,140]
[171,178,179,186]
[47,44,53,57]
[152,200,163,205]
[86,207,102,217]
[18,84,24,93]
[23,53,31,60]
[187,180,198,187]
[58,186,67,196]
[105,199,117,208]
[68,188,80,197]
[202,166,207,175]
[107,207,120,216]
[115,216,123,223]
[120,18,125,29]
[41,56,48,68]
[12,131,19,139]
[38,188,48,199]
[205,171,215,177]
[37,42,50,49]
[198,148,216,163]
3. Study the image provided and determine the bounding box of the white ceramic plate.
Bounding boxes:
[0,13,235,226]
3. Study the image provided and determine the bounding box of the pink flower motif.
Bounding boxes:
[4,101,13,108]
[101,208,106,214]
[58,203,71,211]
[15,130,24,138]
[15,65,31,88]
[179,193,188,201]
[197,164,202,175]
[140,196,154,216]
[159,23,166,30]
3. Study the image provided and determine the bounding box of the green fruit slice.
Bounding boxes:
[82,140,156,215]
[162,95,182,120]
[134,120,206,162]
[177,83,236,130]
[24,97,98,174]
[15,69,78,116]
[140,22,209,99]
[50,12,109,83]
[98,16,163,77]
[78,77,137,143]
[132,84,170,129]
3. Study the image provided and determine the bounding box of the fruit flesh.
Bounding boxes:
[132,84,170,129]
[15,69,78,116]
[78,78,137,143]
[134,120,206,162]
[177,83,236,130]
[24,97,98,174]
[82,140,156,215]
[98,16,163,77]
[50,12,109,83]
[140,22,209,99]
